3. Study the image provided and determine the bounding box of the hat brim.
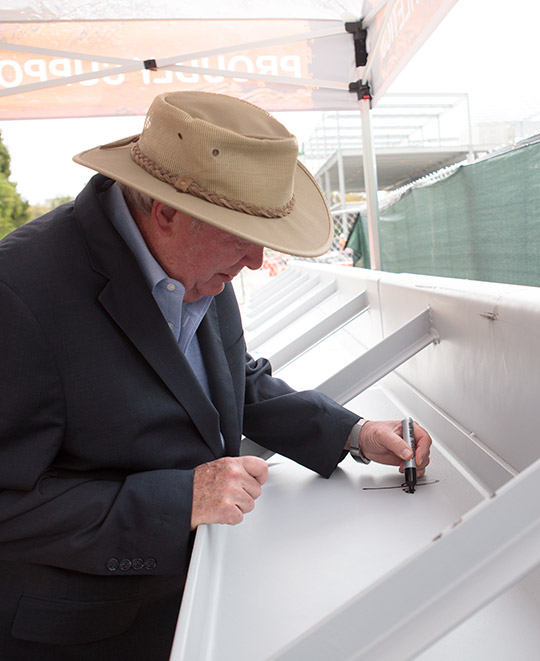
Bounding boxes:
[73,140,333,258]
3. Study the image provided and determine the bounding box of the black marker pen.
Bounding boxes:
[402,417,417,493]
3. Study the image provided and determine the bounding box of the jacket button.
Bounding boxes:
[119,558,132,571]
[144,558,157,570]
[106,558,119,572]
[132,557,144,571]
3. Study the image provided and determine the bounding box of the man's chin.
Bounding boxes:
[184,281,226,303]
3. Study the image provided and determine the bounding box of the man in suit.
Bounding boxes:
[0,91,431,659]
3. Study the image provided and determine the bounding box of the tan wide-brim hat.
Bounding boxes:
[73,91,333,257]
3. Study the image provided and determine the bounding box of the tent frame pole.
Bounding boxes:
[360,97,382,270]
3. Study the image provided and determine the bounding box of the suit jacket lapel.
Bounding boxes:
[98,280,224,459]
[75,175,224,459]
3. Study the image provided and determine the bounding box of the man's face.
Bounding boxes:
[163,210,265,302]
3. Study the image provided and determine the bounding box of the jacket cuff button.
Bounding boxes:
[106,558,119,572]
[119,558,132,571]
[144,558,157,570]
[132,557,144,571]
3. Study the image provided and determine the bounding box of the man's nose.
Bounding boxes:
[243,244,265,270]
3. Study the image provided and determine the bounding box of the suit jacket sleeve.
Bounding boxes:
[242,353,359,478]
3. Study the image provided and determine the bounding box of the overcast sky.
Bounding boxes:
[1,0,539,204]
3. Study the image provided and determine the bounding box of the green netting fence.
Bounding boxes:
[346,137,540,287]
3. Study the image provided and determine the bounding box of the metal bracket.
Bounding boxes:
[345,21,368,67]
[349,80,372,103]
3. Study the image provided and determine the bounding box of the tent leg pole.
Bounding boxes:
[337,148,346,208]
[360,98,382,270]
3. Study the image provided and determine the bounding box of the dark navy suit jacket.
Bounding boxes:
[0,175,358,659]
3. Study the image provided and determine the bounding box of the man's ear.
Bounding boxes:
[151,201,177,235]
[151,202,193,237]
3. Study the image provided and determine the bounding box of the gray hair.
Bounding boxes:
[116,181,205,231]
[116,181,154,215]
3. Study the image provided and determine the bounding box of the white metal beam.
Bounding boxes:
[245,269,302,315]
[164,64,349,90]
[245,272,313,321]
[247,279,337,350]
[270,290,369,371]
[316,307,439,404]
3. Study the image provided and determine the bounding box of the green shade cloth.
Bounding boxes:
[347,138,540,286]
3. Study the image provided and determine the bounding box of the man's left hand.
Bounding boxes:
[355,420,432,477]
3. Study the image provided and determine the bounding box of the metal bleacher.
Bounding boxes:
[171,262,540,660]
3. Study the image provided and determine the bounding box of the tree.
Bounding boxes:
[0,131,29,240]
[28,196,74,222]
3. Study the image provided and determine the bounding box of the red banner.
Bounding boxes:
[365,0,459,105]
[0,19,355,119]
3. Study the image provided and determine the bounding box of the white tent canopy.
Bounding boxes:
[0,0,457,115]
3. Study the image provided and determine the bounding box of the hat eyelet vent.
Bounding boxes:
[177,133,183,140]
[212,149,220,157]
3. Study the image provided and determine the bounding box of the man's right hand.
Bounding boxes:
[191,456,268,530]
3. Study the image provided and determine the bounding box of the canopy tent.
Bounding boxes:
[0,0,459,268]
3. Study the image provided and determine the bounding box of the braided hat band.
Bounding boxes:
[130,138,295,219]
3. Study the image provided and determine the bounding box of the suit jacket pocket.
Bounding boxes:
[11,593,143,645]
